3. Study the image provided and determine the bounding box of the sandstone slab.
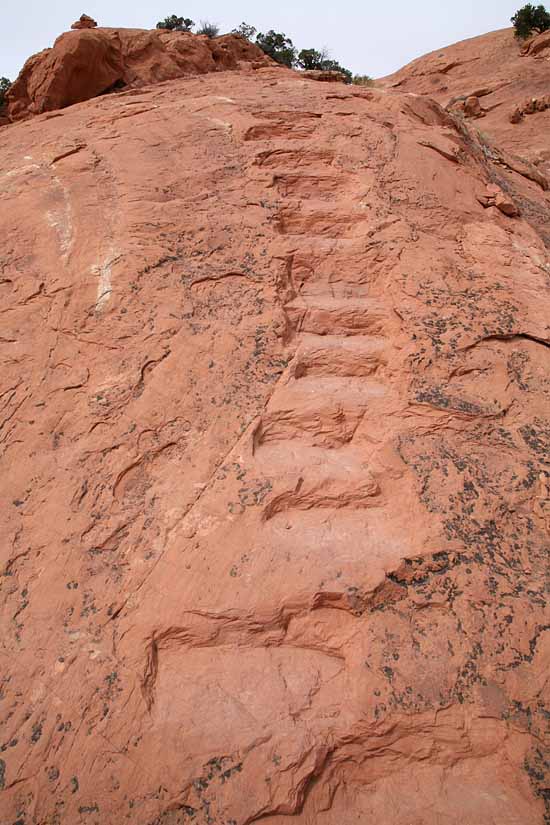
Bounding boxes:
[0,48,548,825]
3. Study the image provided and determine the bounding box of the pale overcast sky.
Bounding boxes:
[2,0,523,81]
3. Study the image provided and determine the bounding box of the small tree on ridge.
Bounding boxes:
[256,30,296,67]
[197,21,220,38]
[232,22,257,41]
[511,4,550,38]
[297,48,329,70]
[0,77,11,108]
[156,15,194,31]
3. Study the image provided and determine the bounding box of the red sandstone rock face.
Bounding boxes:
[0,56,549,825]
[6,28,273,120]
[382,27,550,188]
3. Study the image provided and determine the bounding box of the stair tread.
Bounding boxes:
[267,377,388,407]
[254,442,374,475]
[296,333,387,351]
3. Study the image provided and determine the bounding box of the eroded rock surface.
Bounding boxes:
[382,27,550,186]
[6,28,272,120]
[0,60,549,825]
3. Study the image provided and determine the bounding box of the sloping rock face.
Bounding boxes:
[0,65,549,825]
[6,28,272,120]
[381,27,550,184]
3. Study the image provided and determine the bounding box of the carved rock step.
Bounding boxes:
[253,147,336,170]
[261,459,380,521]
[276,206,369,238]
[255,443,381,521]
[255,378,388,448]
[286,296,390,336]
[254,441,377,475]
[257,507,415,599]
[293,334,388,378]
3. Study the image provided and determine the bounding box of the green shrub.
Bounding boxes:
[297,48,328,70]
[352,74,374,86]
[156,15,194,31]
[320,59,352,83]
[0,77,11,108]
[296,48,352,82]
[232,22,257,41]
[511,4,550,38]
[197,21,220,38]
[256,30,296,67]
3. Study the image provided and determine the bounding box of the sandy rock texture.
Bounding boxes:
[6,27,272,120]
[0,57,549,825]
[382,27,550,188]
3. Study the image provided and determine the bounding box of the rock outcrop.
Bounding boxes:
[509,93,550,123]
[520,28,550,57]
[301,69,346,82]
[0,33,549,825]
[71,13,98,30]
[381,27,550,186]
[6,27,273,120]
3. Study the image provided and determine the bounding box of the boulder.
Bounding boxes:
[71,13,98,29]
[495,190,520,216]
[380,26,550,201]
[7,28,273,119]
[520,29,550,57]
[463,94,483,118]
[301,69,346,83]
[477,183,520,216]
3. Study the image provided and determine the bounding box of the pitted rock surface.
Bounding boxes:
[0,56,549,825]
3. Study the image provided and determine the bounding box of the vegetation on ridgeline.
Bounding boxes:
[511,4,550,38]
[156,14,194,31]
[352,74,375,87]
[0,77,11,108]
[231,22,257,41]
[197,21,220,38]
[255,30,297,68]
[155,14,367,82]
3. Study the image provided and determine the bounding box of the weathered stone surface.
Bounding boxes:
[381,27,550,192]
[477,183,520,216]
[6,27,273,119]
[463,94,483,118]
[301,69,346,82]
[520,29,550,57]
[0,35,549,825]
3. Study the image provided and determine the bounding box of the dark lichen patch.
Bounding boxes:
[507,350,531,392]
[397,271,521,356]
[520,420,550,464]
[46,765,59,782]
[158,756,245,825]
[78,804,99,814]
[414,383,499,417]
[524,748,550,824]
[238,479,272,507]
[386,419,548,725]
[150,804,197,825]
[30,722,42,744]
